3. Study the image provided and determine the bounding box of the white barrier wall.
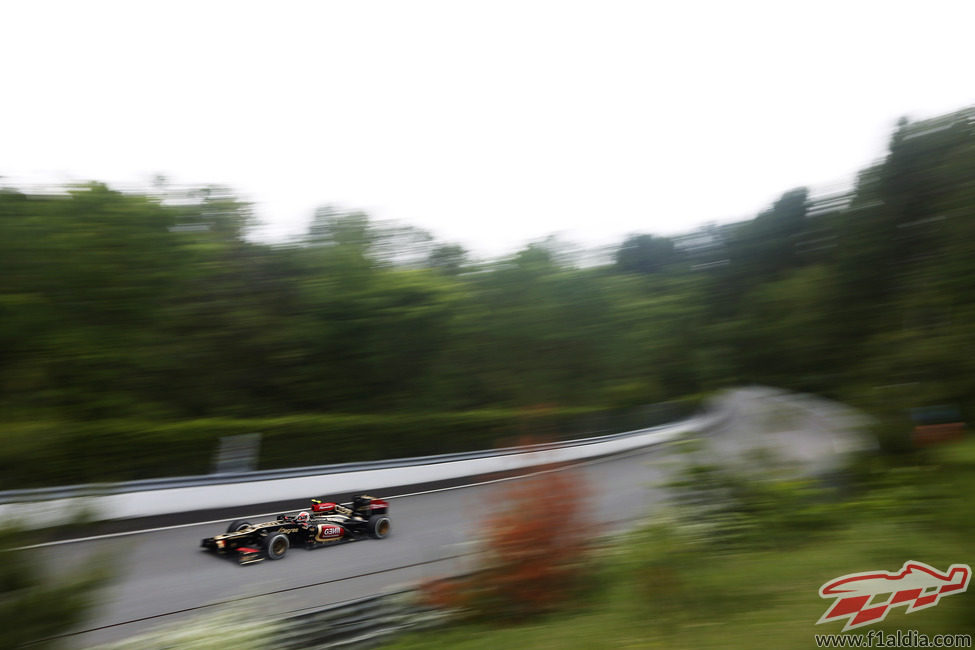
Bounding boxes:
[0,415,708,527]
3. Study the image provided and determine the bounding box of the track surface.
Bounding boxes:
[36,388,867,647]
[44,445,669,647]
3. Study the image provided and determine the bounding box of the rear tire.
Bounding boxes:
[226,519,251,534]
[264,533,290,560]
[367,515,391,539]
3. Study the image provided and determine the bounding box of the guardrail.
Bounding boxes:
[92,587,454,650]
[0,408,723,527]
[0,413,712,502]
[272,591,451,649]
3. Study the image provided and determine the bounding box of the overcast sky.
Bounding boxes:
[3,1,975,257]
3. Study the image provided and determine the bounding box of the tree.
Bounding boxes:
[427,243,469,275]
[615,234,677,274]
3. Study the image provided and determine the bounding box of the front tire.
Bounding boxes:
[264,533,290,560]
[226,519,251,534]
[367,515,391,539]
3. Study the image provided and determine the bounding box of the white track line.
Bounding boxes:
[17,442,670,550]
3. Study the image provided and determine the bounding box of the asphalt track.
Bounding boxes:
[34,388,868,647]
[40,443,674,648]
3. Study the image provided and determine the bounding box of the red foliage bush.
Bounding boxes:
[437,465,594,621]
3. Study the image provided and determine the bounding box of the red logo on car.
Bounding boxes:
[315,525,343,542]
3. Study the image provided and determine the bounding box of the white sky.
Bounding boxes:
[3,1,975,257]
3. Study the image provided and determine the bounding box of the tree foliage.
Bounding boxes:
[3,106,975,474]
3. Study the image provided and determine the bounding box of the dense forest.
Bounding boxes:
[2,107,974,486]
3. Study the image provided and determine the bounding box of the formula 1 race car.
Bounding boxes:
[200,495,391,565]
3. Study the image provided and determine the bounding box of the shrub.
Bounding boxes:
[665,443,843,550]
[0,525,111,648]
[433,466,594,622]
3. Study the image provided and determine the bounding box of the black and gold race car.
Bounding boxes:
[201,494,391,565]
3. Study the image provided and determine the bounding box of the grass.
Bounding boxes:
[390,436,975,648]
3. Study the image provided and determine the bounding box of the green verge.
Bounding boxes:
[389,437,975,649]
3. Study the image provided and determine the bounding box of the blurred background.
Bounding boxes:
[4,108,975,485]
[3,1,975,647]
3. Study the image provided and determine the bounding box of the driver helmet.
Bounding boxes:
[295,511,310,524]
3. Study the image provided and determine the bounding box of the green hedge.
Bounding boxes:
[0,398,702,490]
